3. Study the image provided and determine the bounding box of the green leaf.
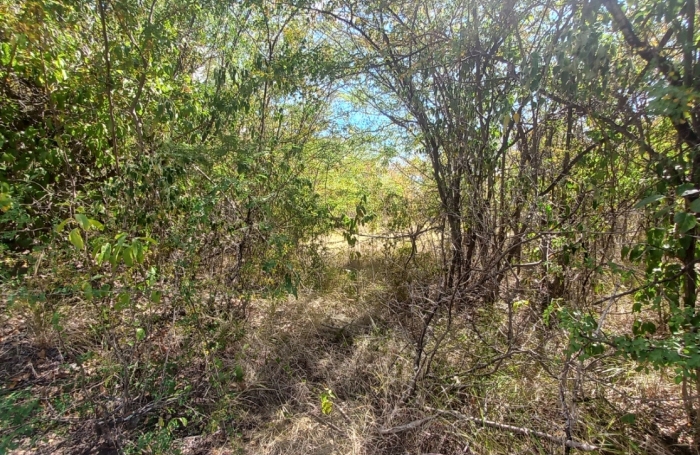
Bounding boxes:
[69,228,84,249]
[115,292,130,311]
[263,260,277,273]
[74,214,90,230]
[629,244,645,262]
[641,321,656,334]
[109,248,119,267]
[690,199,700,213]
[233,364,244,382]
[134,242,145,264]
[136,328,146,341]
[55,218,70,233]
[150,290,161,304]
[321,396,333,415]
[621,245,630,260]
[620,413,636,424]
[97,243,112,265]
[123,246,134,267]
[89,219,105,231]
[319,388,336,416]
[634,194,664,208]
[674,212,697,233]
[82,282,93,300]
[676,183,696,197]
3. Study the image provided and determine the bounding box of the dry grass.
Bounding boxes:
[216,239,689,455]
[231,290,409,455]
[1,239,693,455]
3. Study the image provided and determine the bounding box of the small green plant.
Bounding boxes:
[337,195,375,247]
[320,388,335,415]
[0,390,40,454]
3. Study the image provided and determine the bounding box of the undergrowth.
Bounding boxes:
[0,238,689,455]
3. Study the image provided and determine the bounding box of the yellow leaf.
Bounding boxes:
[0,193,11,212]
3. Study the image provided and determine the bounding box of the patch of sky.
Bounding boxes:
[324,81,420,163]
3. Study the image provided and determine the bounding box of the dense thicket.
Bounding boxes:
[1,0,700,453]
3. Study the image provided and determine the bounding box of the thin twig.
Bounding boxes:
[96,0,120,172]
[425,407,599,451]
[335,403,353,425]
[378,416,436,434]
[308,412,343,433]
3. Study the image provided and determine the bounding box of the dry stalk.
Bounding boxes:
[423,407,599,451]
[378,416,436,434]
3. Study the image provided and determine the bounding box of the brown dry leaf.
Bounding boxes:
[53,371,69,380]
[8,372,30,388]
